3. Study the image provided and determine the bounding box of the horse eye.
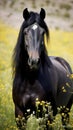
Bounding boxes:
[40,41,44,48]
[24,36,29,48]
[24,32,29,42]
[25,43,28,49]
[24,30,28,35]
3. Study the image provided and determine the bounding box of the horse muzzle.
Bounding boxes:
[28,58,40,69]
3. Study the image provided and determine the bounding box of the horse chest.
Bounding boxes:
[38,66,57,96]
[22,80,46,107]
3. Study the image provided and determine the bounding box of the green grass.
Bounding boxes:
[0,21,73,130]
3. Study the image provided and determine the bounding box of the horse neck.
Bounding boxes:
[40,50,51,67]
[24,67,39,84]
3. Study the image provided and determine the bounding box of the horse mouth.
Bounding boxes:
[29,64,39,70]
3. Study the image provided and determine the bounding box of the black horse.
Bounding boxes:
[12,8,73,129]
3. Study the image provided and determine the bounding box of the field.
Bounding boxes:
[0,21,73,130]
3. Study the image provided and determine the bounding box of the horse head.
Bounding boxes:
[23,8,49,69]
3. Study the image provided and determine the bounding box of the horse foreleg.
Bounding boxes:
[15,105,26,130]
[15,105,24,117]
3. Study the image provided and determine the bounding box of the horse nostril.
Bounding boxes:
[37,58,40,65]
[28,58,32,66]
[33,59,40,65]
[31,60,35,66]
[28,58,36,66]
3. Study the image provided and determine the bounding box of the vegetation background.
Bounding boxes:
[0,0,73,129]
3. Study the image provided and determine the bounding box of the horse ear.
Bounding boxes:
[40,8,46,20]
[23,8,30,20]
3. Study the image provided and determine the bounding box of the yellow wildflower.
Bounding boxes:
[66,82,70,87]
[63,89,67,93]
[61,113,64,116]
[70,74,73,79]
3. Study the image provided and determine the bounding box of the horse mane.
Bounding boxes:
[12,10,49,81]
